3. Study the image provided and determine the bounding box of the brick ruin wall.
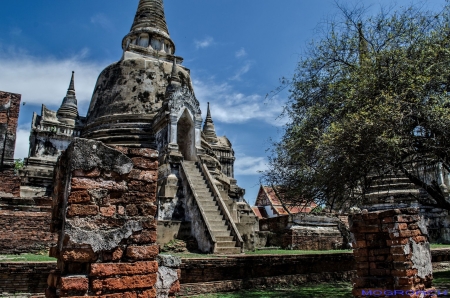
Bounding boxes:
[1,249,449,296]
[351,208,437,298]
[46,138,179,297]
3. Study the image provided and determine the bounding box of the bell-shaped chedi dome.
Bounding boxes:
[82,0,192,148]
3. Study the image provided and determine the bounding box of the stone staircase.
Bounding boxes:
[183,161,241,254]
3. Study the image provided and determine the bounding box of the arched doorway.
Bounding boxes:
[177,109,196,161]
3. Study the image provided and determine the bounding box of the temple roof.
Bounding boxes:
[203,102,218,143]
[131,0,169,35]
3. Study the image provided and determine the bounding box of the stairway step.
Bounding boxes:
[212,230,231,237]
[216,241,237,248]
[215,247,241,255]
[202,206,220,212]
[216,236,234,242]
[198,201,218,207]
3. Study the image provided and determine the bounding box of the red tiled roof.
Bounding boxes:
[257,186,318,216]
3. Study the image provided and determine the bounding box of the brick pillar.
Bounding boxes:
[350,208,436,298]
[0,91,21,197]
[46,138,179,297]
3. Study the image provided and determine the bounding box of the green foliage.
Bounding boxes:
[14,158,24,171]
[264,3,450,211]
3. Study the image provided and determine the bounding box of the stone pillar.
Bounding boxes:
[351,208,437,298]
[46,138,179,297]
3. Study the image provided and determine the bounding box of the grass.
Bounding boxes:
[431,243,450,249]
[0,253,55,262]
[245,249,351,255]
[188,282,353,298]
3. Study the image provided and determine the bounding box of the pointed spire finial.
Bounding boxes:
[203,102,218,143]
[67,71,75,96]
[57,72,78,120]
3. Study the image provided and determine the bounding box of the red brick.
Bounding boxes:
[127,181,158,194]
[68,190,91,204]
[358,225,380,233]
[131,230,157,244]
[138,288,157,298]
[397,277,414,286]
[127,148,158,158]
[67,204,99,217]
[387,238,409,246]
[412,236,427,243]
[391,269,418,277]
[60,276,89,291]
[390,245,408,254]
[71,177,128,191]
[72,169,101,177]
[126,204,139,216]
[126,245,159,260]
[131,157,158,170]
[110,190,156,204]
[61,248,97,262]
[394,215,420,223]
[137,203,157,216]
[91,274,157,291]
[355,240,366,248]
[100,206,116,217]
[90,261,158,277]
[398,229,421,238]
[169,280,180,295]
[128,169,157,182]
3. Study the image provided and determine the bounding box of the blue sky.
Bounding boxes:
[0,0,446,205]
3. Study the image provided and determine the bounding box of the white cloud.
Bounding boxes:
[195,37,214,49]
[0,46,104,114]
[230,61,253,81]
[235,48,247,58]
[14,125,31,160]
[234,155,268,176]
[193,77,286,126]
[91,13,113,30]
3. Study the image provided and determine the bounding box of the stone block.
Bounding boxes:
[91,274,157,291]
[127,148,158,158]
[126,245,159,260]
[90,261,158,277]
[71,177,128,191]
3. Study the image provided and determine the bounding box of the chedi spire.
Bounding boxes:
[122,0,175,56]
[203,102,218,143]
[57,71,78,120]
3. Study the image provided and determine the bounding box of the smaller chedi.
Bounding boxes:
[20,72,86,197]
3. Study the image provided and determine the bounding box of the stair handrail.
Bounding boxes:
[199,161,244,252]
[180,161,217,252]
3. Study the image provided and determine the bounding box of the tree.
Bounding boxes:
[263,3,450,212]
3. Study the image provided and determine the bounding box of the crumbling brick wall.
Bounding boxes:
[0,91,21,197]
[351,208,437,298]
[46,138,179,297]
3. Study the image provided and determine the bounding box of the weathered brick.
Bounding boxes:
[91,274,157,291]
[131,157,158,170]
[61,248,97,262]
[137,203,157,216]
[138,288,157,298]
[67,204,99,217]
[60,276,89,291]
[127,148,158,158]
[100,206,116,217]
[386,238,409,246]
[90,261,158,277]
[71,177,128,191]
[128,169,157,182]
[169,280,180,295]
[131,230,157,244]
[68,190,91,204]
[126,245,159,260]
[72,169,101,178]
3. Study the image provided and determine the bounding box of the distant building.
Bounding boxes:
[252,185,317,219]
